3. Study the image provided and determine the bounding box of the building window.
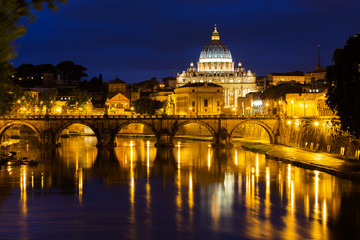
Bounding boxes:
[217,89,220,92]
[192,89,195,92]
[217,101,220,107]
[204,99,208,107]
[192,101,195,107]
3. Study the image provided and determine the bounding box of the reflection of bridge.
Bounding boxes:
[0,115,333,148]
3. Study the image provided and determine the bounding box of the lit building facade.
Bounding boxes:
[268,71,306,85]
[176,26,258,108]
[106,93,130,115]
[173,82,223,115]
[286,90,334,117]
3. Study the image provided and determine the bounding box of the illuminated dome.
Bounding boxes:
[199,25,232,62]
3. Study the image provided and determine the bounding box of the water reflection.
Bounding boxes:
[0,137,360,239]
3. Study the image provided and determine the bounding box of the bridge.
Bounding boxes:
[0,115,335,149]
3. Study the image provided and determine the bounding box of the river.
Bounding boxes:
[0,136,359,239]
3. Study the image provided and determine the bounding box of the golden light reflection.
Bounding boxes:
[189,172,193,209]
[287,164,291,189]
[207,147,211,170]
[314,170,319,215]
[234,149,238,166]
[129,166,135,224]
[266,167,270,195]
[255,154,259,178]
[76,151,79,170]
[177,143,181,169]
[31,172,34,188]
[290,180,295,212]
[78,168,83,204]
[20,166,28,215]
[41,172,44,189]
[146,140,150,177]
[305,194,310,218]
[322,200,327,225]
[265,167,271,219]
[130,141,134,170]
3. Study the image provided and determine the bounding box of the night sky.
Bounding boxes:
[12,0,360,83]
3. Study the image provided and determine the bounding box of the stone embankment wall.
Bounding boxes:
[277,118,360,160]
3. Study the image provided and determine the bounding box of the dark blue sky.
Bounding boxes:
[13,0,360,83]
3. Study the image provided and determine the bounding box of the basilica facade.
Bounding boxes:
[176,26,258,108]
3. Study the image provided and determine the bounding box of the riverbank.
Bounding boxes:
[239,141,360,181]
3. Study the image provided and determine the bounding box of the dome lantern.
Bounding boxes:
[211,24,220,40]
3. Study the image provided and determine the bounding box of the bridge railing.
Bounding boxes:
[0,114,300,120]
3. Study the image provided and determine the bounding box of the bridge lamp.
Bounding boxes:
[314,121,319,127]
[287,120,291,125]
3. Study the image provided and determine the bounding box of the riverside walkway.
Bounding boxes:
[265,145,360,181]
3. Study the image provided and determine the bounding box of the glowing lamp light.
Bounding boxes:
[314,121,319,127]
[287,120,291,125]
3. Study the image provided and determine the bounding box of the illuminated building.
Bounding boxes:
[286,90,334,117]
[106,93,130,115]
[237,92,264,115]
[268,71,305,85]
[108,77,127,94]
[176,25,258,108]
[173,82,223,115]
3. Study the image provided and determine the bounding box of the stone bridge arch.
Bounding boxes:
[229,120,276,144]
[171,120,216,144]
[54,120,100,145]
[0,120,42,145]
[114,120,159,142]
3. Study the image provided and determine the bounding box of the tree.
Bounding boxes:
[40,88,58,114]
[260,83,303,102]
[326,33,360,137]
[0,0,67,115]
[66,89,90,113]
[133,97,164,115]
[133,77,159,91]
[0,83,22,115]
[56,61,87,81]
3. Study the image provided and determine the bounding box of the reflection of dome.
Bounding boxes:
[199,25,232,61]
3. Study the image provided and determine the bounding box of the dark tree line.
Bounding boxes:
[12,61,87,87]
[133,97,164,115]
[326,33,360,138]
[260,83,303,102]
